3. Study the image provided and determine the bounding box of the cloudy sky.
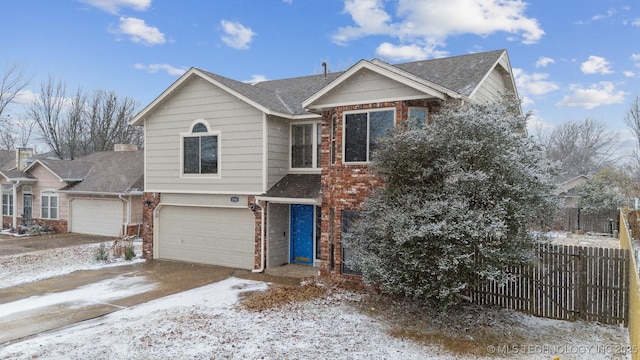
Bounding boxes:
[1,0,639,139]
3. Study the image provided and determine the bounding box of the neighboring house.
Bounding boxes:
[0,145,143,237]
[554,175,589,208]
[131,49,520,275]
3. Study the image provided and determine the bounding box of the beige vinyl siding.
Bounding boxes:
[144,76,264,194]
[471,67,510,103]
[267,203,289,267]
[29,165,69,220]
[266,116,290,189]
[314,68,426,107]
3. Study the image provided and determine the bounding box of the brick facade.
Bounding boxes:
[319,99,441,276]
[141,192,160,259]
[250,195,265,270]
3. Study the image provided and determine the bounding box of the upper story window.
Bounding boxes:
[344,109,394,163]
[408,107,428,129]
[182,121,220,176]
[291,122,321,169]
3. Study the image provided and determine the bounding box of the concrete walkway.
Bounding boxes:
[0,260,238,344]
[0,259,321,345]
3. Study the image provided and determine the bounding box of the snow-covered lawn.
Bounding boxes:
[0,240,633,359]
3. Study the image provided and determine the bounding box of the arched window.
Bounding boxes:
[182,121,219,175]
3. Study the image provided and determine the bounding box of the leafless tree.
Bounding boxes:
[0,62,31,120]
[30,77,68,159]
[0,117,36,150]
[538,118,621,177]
[86,89,141,153]
[624,96,640,163]
[30,78,142,159]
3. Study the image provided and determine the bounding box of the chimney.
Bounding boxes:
[16,148,34,172]
[114,144,138,152]
[322,62,327,78]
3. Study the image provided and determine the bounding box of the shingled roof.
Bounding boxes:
[60,150,144,194]
[132,49,510,125]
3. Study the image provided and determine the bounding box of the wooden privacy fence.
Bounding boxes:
[558,208,619,233]
[471,244,631,326]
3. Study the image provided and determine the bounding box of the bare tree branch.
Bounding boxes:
[0,62,31,120]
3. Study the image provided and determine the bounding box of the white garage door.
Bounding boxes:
[71,199,122,237]
[157,206,255,269]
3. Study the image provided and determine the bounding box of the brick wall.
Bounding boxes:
[141,192,160,259]
[250,196,265,270]
[319,99,440,276]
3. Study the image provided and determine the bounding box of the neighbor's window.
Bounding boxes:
[183,122,219,175]
[291,122,321,169]
[408,107,428,129]
[41,192,58,219]
[2,186,12,216]
[344,109,394,162]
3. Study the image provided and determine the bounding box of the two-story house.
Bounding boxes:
[131,49,519,276]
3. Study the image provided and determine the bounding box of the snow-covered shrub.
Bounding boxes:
[342,98,558,308]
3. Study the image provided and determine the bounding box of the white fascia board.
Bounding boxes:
[303,60,454,112]
[370,58,466,100]
[255,196,321,205]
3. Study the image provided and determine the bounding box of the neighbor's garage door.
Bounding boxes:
[157,206,255,269]
[71,199,122,237]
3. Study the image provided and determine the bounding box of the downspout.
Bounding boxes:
[12,181,20,229]
[252,200,266,273]
[119,194,130,237]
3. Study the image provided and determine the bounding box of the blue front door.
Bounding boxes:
[290,204,314,265]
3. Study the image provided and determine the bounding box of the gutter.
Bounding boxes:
[57,190,144,196]
[252,200,266,273]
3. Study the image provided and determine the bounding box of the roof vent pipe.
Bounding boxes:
[322,62,327,77]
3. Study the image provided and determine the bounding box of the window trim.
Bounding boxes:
[41,192,58,220]
[342,108,396,164]
[289,120,322,172]
[180,120,221,178]
[2,188,13,216]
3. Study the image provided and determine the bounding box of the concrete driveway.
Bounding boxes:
[0,233,307,345]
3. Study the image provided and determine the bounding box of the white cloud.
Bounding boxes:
[512,68,559,106]
[633,18,640,27]
[220,20,256,50]
[333,0,394,45]
[591,8,616,21]
[113,17,165,46]
[632,53,640,66]
[556,81,627,110]
[376,42,447,61]
[282,0,293,3]
[333,0,544,60]
[624,71,636,78]
[77,0,151,14]
[580,55,613,74]
[134,63,186,76]
[243,74,268,84]
[535,56,555,68]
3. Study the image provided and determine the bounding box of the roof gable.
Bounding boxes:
[132,49,515,125]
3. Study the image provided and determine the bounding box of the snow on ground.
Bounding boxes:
[0,240,144,289]
[0,240,634,359]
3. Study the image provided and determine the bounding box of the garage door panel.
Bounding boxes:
[157,206,254,269]
[71,199,122,237]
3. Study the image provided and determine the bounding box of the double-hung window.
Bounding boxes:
[344,109,394,162]
[183,122,219,175]
[41,192,58,219]
[2,185,12,216]
[291,122,321,169]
